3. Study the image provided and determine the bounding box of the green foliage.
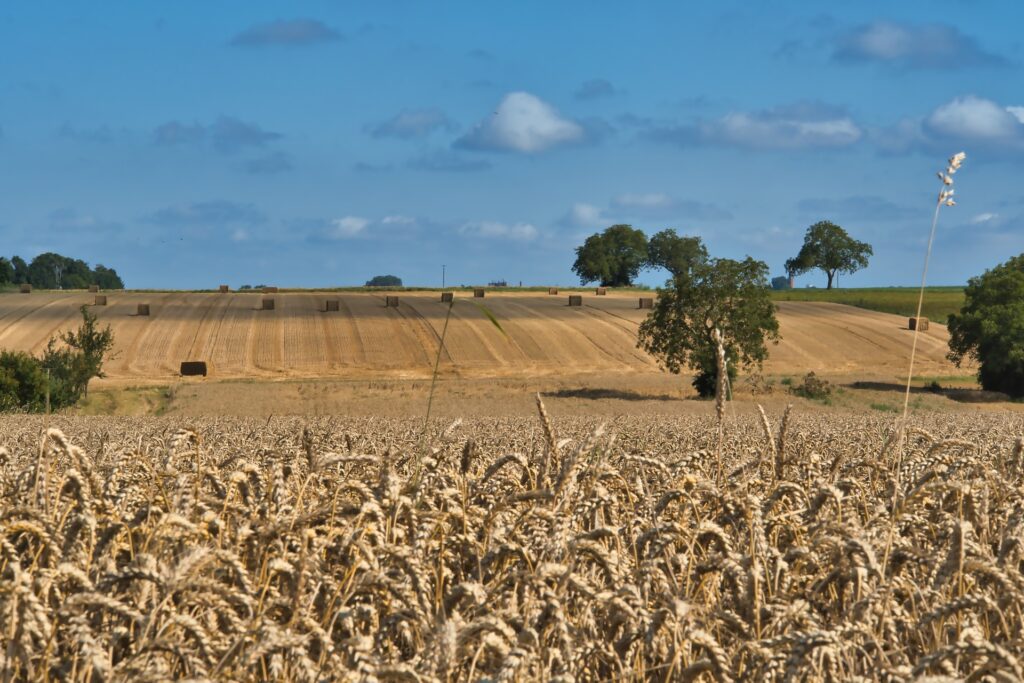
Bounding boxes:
[638,256,780,398]
[365,274,403,287]
[948,254,1024,397]
[92,264,125,289]
[647,229,707,278]
[789,371,832,400]
[0,351,48,412]
[771,276,792,291]
[572,224,649,286]
[0,257,13,285]
[1,252,124,289]
[785,221,873,289]
[11,256,28,284]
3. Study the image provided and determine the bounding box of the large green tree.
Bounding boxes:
[785,221,872,289]
[572,224,649,287]
[947,254,1024,397]
[638,256,780,397]
[647,229,708,278]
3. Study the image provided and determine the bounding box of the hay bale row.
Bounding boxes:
[568,295,583,307]
[94,295,107,306]
[548,287,559,295]
[19,284,31,294]
[639,297,653,309]
[262,286,278,294]
[474,288,485,298]
[180,361,208,377]
[261,298,275,311]
[322,299,340,312]
[88,285,100,293]
[385,296,399,308]
[909,316,930,331]
[595,287,607,296]
[441,292,454,303]
[219,285,230,293]
[136,304,150,316]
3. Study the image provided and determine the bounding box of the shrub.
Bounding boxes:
[0,351,48,412]
[789,371,832,400]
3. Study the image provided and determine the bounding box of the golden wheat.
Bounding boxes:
[0,407,1022,681]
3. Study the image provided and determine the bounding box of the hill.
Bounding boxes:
[0,290,965,381]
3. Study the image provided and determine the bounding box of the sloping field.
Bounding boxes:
[0,291,966,380]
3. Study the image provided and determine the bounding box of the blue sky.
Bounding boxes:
[1,1,1022,289]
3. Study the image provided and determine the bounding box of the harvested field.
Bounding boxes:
[1,408,1022,680]
[0,292,967,380]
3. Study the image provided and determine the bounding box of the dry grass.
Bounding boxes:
[2,406,1023,680]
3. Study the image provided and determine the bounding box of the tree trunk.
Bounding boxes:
[826,271,835,289]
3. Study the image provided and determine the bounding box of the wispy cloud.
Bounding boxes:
[146,200,267,228]
[367,108,456,139]
[611,193,733,220]
[456,92,585,153]
[245,151,293,174]
[153,116,282,154]
[647,102,862,150]
[834,21,1005,69]
[574,78,618,100]
[407,150,492,172]
[459,220,539,241]
[796,196,917,222]
[230,19,342,47]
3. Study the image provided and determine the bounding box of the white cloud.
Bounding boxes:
[455,92,585,153]
[329,216,369,238]
[559,203,605,228]
[460,220,538,241]
[926,96,1024,140]
[971,212,999,224]
[649,102,862,150]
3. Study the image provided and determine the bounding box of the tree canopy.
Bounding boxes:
[365,274,403,287]
[638,256,780,397]
[947,254,1024,397]
[572,224,650,287]
[785,221,872,289]
[0,252,124,289]
[647,229,708,278]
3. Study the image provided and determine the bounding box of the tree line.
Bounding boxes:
[0,252,125,290]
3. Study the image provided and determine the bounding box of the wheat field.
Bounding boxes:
[1,404,1022,681]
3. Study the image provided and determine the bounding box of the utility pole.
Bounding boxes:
[442,264,446,289]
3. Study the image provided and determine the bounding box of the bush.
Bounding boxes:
[789,371,832,400]
[0,351,48,412]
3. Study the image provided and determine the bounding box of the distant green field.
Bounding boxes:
[771,286,965,324]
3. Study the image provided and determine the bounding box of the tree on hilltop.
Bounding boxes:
[572,224,649,287]
[786,221,872,289]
